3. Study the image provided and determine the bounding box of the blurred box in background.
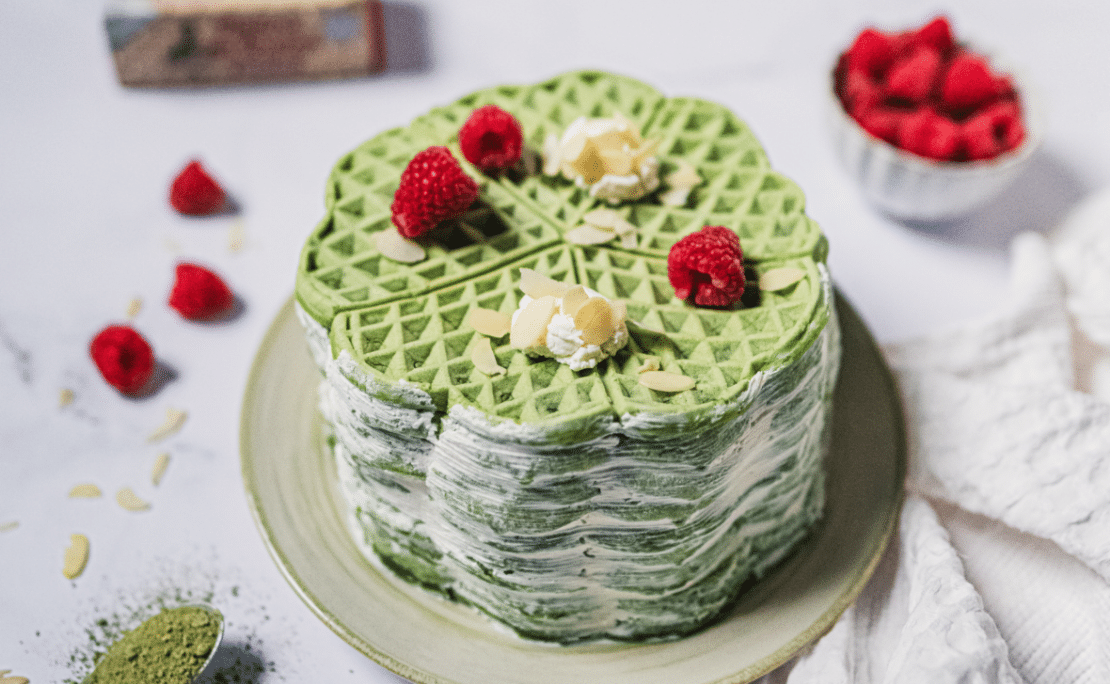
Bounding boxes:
[105,0,385,87]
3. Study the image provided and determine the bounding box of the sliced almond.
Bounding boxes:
[68,484,102,499]
[560,286,591,318]
[612,218,637,235]
[0,521,18,533]
[0,675,30,684]
[542,133,562,176]
[659,187,691,207]
[116,487,151,512]
[126,297,143,319]
[467,307,512,338]
[582,208,622,229]
[519,268,570,298]
[63,533,89,579]
[638,370,696,392]
[375,227,426,264]
[632,137,661,168]
[759,267,806,292]
[510,295,557,349]
[638,356,661,373]
[152,453,171,486]
[619,231,638,249]
[574,297,616,347]
[665,160,701,188]
[471,337,506,377]
[147,408,187,443]
[565,224,617,246]
[228,220,246,252]
[599,147,634,176]
[59,388,75,408]
[609,299,628,323]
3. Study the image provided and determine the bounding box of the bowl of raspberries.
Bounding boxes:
[830,16,1040,221]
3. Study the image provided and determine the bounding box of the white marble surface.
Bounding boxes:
[2,1,1110,682]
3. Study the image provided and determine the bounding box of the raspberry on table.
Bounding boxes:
[667,226,746,308]
[391,146,480,238]
[168,263,235,320]
[90,325,156,395]
[458,105,524,172]
[170,160,227,216]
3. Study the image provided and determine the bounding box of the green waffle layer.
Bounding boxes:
[296,70,839,642]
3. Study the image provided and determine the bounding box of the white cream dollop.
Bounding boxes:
[511,288,629,371]
[543,113,661,204]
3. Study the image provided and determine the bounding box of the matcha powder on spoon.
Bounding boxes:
[83,606,221,684]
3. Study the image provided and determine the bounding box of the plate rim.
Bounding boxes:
[240,291,906,684]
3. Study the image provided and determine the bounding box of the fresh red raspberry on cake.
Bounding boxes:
[458,105,524,172]
[667,226,745,307]
[168,263,235,320]
[90,325,155,395]
[170,160,227,216]
[391,146,480,238]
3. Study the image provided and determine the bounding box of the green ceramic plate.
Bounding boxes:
[240,291,905,684]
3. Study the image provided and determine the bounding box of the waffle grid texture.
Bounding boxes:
[295,71,840,642]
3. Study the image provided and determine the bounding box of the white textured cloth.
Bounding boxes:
[760,191,1110,684]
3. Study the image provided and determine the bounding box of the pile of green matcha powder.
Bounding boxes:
[83,606,220,684]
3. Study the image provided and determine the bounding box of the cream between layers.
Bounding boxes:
[295,268,840,642]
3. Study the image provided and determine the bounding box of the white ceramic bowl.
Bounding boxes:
[828,50,1042,222]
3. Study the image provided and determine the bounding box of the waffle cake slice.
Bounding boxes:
[295,71,840,643]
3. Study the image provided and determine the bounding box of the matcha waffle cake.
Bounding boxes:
[295,70,840,643]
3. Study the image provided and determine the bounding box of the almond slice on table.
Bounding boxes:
[639,370,696,392]
[511,295,558,349]
[0,521,18,533]
[468,307,512,338]
[471,337,506,377]
[68,484,102,498]
[374,227,426,264]
[63,533,89,579]
[147,408,187,443]
[58,388,74,408]
[759,267,806,292]
[151,453,171,486]
[116,487,151,512]
[126,297,143,318]
[519,268,570,299]
[0,674,31,684]
[638,356,661,373]
[560,286,590,318]
[574,297,616,347]
[565,224,616,246]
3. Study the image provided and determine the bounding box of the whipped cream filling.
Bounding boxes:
[510,288,629,371]
[299,269,841,642]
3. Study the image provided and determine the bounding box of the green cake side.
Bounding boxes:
[296,70,840,643]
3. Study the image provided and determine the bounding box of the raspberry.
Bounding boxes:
[90,325,155,395]
[667,226,745,307]
[911,16,955,54]
[391,146,480,238]
[458,105,524,172]
[898,108,961,160]
[168,263,235,320]
[841,69,885,117]
[886,46,942,104]
[845,28,897,78]
[962,102,1024,159]
[857,106,905,144]
[170,160,227,216]
[940,53,998,111]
